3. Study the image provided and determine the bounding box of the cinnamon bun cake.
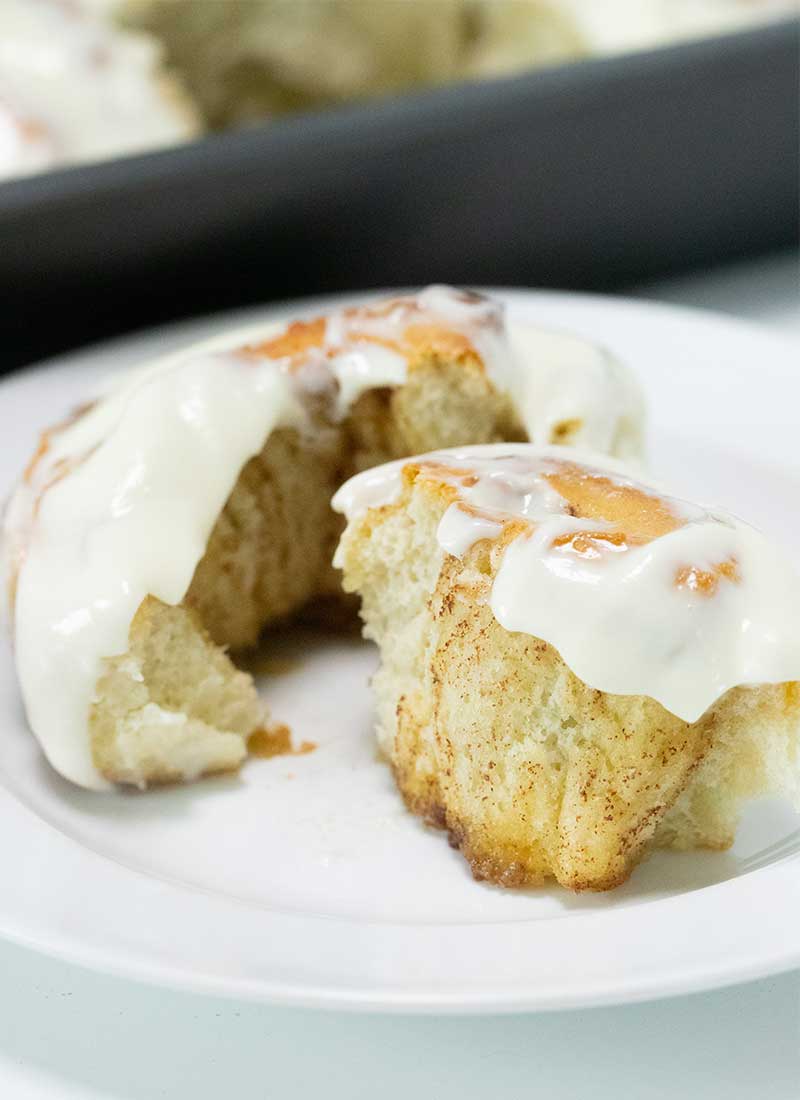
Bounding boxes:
[3,287,642,790]
[334,445,800,891]
[0,0,199,181]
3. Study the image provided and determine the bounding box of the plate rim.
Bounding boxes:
[0,772,797,1014]
[1,287,798,1013]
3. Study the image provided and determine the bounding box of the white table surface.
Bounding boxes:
[1,250,798,1100]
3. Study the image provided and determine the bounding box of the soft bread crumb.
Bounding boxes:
[91,597,259,787]
[89,353,523,786]
[337,473,800,891]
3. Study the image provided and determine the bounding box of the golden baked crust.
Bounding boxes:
[337,466,800,891]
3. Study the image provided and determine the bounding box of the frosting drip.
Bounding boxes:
[4,287,641,787]
[250,286,643,455]
[333,444,800,723]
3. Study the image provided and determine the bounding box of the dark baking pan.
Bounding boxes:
[0,18,797,372]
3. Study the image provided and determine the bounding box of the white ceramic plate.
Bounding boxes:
[1,290,798,1014]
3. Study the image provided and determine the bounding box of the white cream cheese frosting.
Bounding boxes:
[333,443,800,724]
[0,0,198,181]
[3,287,642,788]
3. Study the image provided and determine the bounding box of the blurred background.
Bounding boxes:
[0,0,798,370]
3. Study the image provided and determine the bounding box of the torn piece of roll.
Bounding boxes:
[333,444,800,891]
[3,287,642,791]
